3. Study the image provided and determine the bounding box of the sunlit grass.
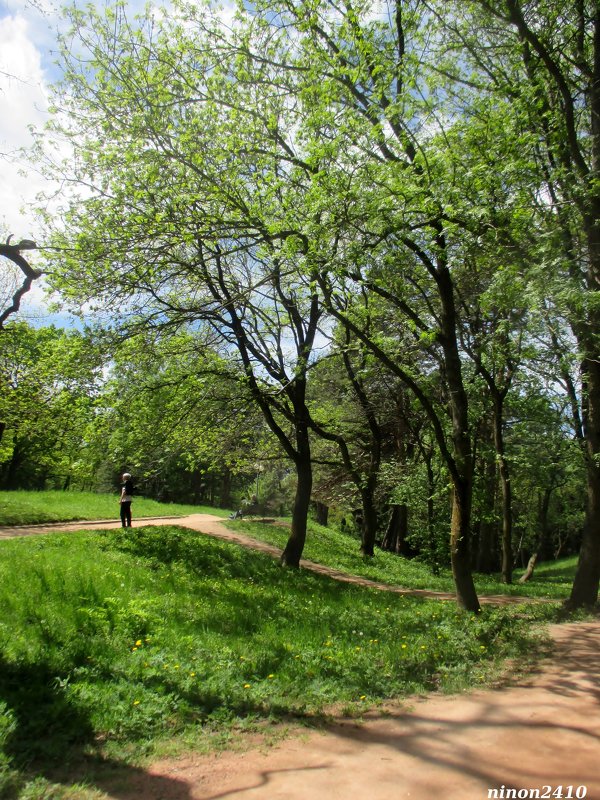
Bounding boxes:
[0,490,230,525]
[0,524,557,797]
[227,519,574,600]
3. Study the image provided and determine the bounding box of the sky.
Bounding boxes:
[0,0,151,323]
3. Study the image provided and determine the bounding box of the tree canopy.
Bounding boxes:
[17,0,600,610]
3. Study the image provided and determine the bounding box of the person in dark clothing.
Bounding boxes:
[119,472,134,527]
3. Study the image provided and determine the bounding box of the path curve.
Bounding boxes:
[105,619,600,800]
[0,513,548,605]
[2,515,595,799]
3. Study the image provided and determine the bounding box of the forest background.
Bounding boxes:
[1,0,599,614]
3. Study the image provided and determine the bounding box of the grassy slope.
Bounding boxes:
[228,519,576,601]
[0,490,230,525]
[0,524,561,798]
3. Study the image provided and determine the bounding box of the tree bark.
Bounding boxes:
[518,552,537,584]
[437,262,481,611]
[569,359,600,607]
[358,482,379,556]
[281,407,313,568]
[281,448,312,567]
[450,483,481,612]
[314,501,329,526]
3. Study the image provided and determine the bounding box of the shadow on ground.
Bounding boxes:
[0,657,193,799]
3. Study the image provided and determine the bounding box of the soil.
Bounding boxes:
[2,515,599,799]
[111,619,600,800]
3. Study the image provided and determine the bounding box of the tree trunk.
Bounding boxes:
[437,262,480,611]
[476,420,499,574]
[518,552,538,584]
[359,486,378,556]
[220,468,232,509]
[568,180,600,606]
[493,396,513,584]
[450,484,481,612]
[381,504,411,555]
[314,501,329,526]
[281,416,313,568]
[569,359,600,607]
[537,486,553,562]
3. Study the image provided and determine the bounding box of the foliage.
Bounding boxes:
[0,323,105,491]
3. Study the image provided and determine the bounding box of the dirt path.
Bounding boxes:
[0,513,548,604]
[102,619,600,800]
[2,515,597,798]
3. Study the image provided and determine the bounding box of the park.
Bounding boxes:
[1,0,600,797]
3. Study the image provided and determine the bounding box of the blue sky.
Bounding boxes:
[0,0,151,323]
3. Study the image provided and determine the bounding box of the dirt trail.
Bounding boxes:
[0,513,547,604]
[107,620,600,800]
[1,515,598,799]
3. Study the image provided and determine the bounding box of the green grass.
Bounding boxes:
[227,519,575,601]
[0,524,558,798]
[0,490,230,526]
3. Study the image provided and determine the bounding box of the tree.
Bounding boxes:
[36,0,499,608]
[0,322,103,489]
[86,330,269,506]
[37,1,338,565]
[424,0,600,606]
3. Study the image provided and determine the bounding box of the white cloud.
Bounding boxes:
[0,13,49,240]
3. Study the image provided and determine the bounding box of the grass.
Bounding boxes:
[0,490,230,526]
[0,491,584,796]
[0,524,560,799]
[227,518,576,601]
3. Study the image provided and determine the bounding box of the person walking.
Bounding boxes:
[119,472,134,527]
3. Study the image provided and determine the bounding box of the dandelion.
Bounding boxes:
[401,644,407,649]
[244,683,251,689]
[190,672,196,677]
[267,674,274,679]
[360,695,366,700]
[135,640,143,646]
[133,700,140,706]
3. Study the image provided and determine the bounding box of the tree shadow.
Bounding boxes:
[0,657,193,798]
[167,621,600,800]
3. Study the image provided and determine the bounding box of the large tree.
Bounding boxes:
[424,0,600,606]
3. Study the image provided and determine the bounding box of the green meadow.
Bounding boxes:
[0,492,575,798]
